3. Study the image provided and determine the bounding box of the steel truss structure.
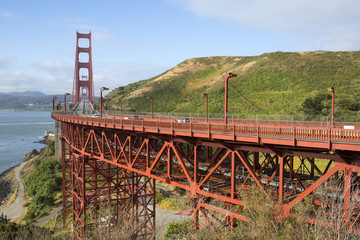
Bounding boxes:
[62,131,155,239]
[57,115,360,238]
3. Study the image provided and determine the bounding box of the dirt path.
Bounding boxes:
[0,162,28,222]
[35,205,62,227]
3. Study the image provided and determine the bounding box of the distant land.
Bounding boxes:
[0,91,47,97]
[105,51,360,121]
[0,91,101,111]
[0,91,64,111]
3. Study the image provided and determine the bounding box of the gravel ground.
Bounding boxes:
[155,206,192,238]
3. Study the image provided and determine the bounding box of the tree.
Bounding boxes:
[301,93,331,116]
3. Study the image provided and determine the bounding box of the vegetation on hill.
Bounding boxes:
[0,213,65,240]
[22,141,62,222]
[105,51,360,120]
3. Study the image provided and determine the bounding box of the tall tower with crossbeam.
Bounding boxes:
[71,32,95,104]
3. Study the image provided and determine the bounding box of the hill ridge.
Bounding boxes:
[105,51,360,118]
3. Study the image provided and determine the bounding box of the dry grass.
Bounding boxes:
[164,177,359,240]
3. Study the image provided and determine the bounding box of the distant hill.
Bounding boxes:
[5,91,47,97]
[0,94,55,111]
[0,92,99,111]
[105,51,360,120]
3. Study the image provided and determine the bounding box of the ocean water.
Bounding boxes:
[0,111,54,174]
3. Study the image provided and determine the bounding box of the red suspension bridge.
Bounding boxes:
[53,32,360,239]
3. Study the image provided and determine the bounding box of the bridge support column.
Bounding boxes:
[55,120,62,160]
[61,137,72,227]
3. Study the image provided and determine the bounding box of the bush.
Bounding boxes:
[48,141,55,153]
[155,191,167,204]
[0,215,63,240]
[164,219,192,239]
[174,186,186,196]
[24,157,62,222]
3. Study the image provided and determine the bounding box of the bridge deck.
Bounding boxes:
[52,113,360,152]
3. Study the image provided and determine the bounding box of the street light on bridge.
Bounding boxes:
[201,93,208,122]
[52,97,58,111]
[147,96,153,118]
[224,73,237,124]
[100,87,109,118]
[64,93,71,114]
[328,87,335,128]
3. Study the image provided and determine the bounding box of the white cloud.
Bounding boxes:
[0,57,169,95]
[34,59,72,73]
[0,57,16,69]
[0,9,19,20]
[70,24,116,42]
[170,0,360,50]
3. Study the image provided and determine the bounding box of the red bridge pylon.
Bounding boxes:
[71,32,95,105]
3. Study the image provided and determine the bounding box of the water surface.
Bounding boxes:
[0,111,54,174]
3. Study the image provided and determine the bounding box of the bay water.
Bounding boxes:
[0,111,54,174]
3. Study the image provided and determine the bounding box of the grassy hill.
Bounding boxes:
[105,51,360,120]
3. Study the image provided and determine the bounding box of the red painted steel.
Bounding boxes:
[71,32,95,104]
[61,132,155,239]
[54,113,360,237]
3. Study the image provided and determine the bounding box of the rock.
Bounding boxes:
[0,177,12,204]
[35,130,55,144]
[23,149,39,162]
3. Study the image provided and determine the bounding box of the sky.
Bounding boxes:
[1,0,360,96]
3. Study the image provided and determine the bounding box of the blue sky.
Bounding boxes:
[1,0,360,95]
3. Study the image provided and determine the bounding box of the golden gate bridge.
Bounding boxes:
[52,32,360,239]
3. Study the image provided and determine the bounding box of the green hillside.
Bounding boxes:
[105,51,360,120]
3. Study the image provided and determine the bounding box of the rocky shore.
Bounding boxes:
[34,130,55,145]
[0,168,15,206]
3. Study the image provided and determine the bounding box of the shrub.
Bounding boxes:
[164,219,192,239]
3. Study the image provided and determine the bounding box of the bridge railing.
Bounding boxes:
[53,109,360,129]
[53,113,360,143]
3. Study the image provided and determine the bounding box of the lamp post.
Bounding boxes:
[100,87,109,118]
[147,96,153,118]
[52,97,58,111]
[64,93,71,114]
[224,73,237,124]
[201,93,208,122]
[328,87,335,128]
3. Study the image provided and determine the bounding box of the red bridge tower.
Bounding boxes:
[71,32,95,104]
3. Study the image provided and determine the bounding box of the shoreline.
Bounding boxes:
[0,163,21,177]
[0,164,20,211]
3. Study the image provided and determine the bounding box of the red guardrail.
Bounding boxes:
[52,113,360,143]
